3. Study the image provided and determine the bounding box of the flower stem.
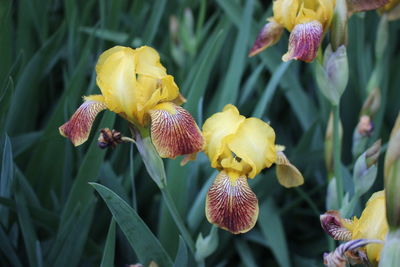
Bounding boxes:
[333,104,343,208]
[130,125,195,253]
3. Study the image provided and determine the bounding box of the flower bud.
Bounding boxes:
[315,45,349,105]
[353,140,381,196]
[384,113,400,228]
[361,88,381,117]
[330,0,348,50]
[325,112,343,177]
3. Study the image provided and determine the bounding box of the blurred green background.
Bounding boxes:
[1,0,399,266]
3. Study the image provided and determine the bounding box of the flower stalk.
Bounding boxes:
[333,105,343,208]
[130,125,195,253]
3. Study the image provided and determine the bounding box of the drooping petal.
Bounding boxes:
[320,210,353,241]
[96,46,138,120]
[275,151,304,188]
[202,104,245,169]
[248,19,284,57]
[59,95,107,146]
[205,171,258,234]
[282,20,323,62]
[225,118,276,178]
[148,102,204,158]
[347,0,389,13]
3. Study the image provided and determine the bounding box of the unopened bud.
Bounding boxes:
[315,45,349,105]
[169,16,179,43]
[330,0,348,50]
[353,140,381,196]
[384,113,400,228]
[361,88,381,117]
[325,113,343,177]
[352,115,375,158]
[98,128,123,149]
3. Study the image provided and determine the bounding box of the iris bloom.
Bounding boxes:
[321,191,388,265]
[249,0,336,62]
[59,46,203,158]
[202,105,304,234]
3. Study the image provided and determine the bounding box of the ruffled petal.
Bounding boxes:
[59,95,107,146]
[206,171,258,234]
[282,20,323,62]
[149,102,204,158]
[202,104,245,169]
[225,118,276,178]
[248,19,284,57]
[96,46,138,120]
[135,46,167,78]
[275,151,304,188]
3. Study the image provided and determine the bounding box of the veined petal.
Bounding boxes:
[149,102,204,158]
[206,171,258,234]
[202,104,246,169]
[226,118,276,178]
[348,0,389,13]
[248,19,284,57]
[275,151,304,188]
[59,95,107,146]
[320,210,353,241]
[282,20,323,62]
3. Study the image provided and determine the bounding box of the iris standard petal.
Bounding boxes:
[96,46,138,120]
[249,19,284,57]
[352,190,388,262]
[225,118,276,178]
[148,102,204,158]
[275,151,304,188]
[59,95,107,146]
[282,20,323,62]
[205,171,259,234]
[135,46,167,78]
[202,104,245,169]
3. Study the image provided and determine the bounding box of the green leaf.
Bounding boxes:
[100,218,116,267]
[60,111,115,224]
[259,198,291,267]
[173,236,188,267]
[235,240,258,267]
[0,225,23,267]
[91,182,173,267]
[217,0,253,110]
[142,0,166,44]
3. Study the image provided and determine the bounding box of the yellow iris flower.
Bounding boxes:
[203,105,304,234]
[321,191,388,265]
[59,46,203,158]
[249,0,336,62]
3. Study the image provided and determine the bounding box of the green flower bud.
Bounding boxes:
[379,229,400,267]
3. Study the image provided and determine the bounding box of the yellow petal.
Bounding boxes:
[273,0,300,31]
[95,46,138,121]
[148,102,204,158]
[205,171,259,234]
[352,190,388,262]
[282,20,323,62]
[202,104,245,169]
[225,118,276,178]
[275,151,304,188]
[59,95,107,146]
[135,46,167,78]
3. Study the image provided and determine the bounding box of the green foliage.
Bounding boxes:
[1,0,399,266]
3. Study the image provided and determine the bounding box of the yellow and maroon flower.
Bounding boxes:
[202,105,304,234]
[59,46,203,158]
[321,191,388,264]
[249,0,335,62]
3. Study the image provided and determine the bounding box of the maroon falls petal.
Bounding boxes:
[59,98,107,146]
[347,0,389,13]
[248,20,284,57]
[149,102,204,158]
[206,171,259,234]
[282,20,323,63]
[320,210,353,241]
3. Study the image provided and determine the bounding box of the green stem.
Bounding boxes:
[332,104,343,208]
[160,185,196,253]
[130,125,195,253]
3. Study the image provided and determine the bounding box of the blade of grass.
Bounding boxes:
[100,218,116,267]
[142,0,166,44]
[0,225,23,267]
[91,183,173,267]
[235,240,257,267]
